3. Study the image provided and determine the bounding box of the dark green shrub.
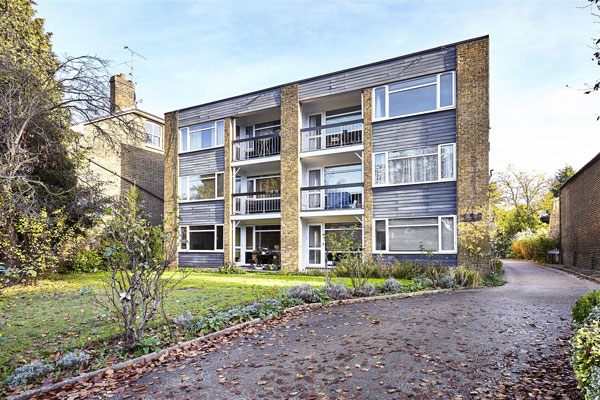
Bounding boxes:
[391,261,424,280]
[573,291,600,324]
[61,247,105,273]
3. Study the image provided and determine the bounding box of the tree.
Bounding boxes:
[585,0,600,94]
[494,165,553,216]
[98,187,183,350]
[550,165,576,197]
[0,1,143,278]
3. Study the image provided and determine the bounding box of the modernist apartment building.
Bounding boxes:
[164,36,490,271]
[76,74,165,225]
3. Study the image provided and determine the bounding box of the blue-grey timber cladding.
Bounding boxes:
[178,88,281,127]
[372,110,456,153]
[373,182,457,219]
[179,201,224,225]
[179,148,224,176]
[298,47,456,100]
[179,252,224,267]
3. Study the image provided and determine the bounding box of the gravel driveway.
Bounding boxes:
[99,260,597,399]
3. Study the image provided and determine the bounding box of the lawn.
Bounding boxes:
[0,271,396,383]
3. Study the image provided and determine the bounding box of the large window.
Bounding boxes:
[243,120,281,139]
[373,72,455,120]
[145,120,163,149]
[374,216,456,253]
[179,172,224,201]
[373,143,455,186]
[179,120,224,152]
[180,225,223,252]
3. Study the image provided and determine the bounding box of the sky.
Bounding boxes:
[36,0,600,175]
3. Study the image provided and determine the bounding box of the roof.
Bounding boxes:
[560,150,600,191]
[169,35,489,115]
[80,107,164,126]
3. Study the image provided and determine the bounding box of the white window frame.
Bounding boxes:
[372,143,456,187]
[179,120,225,154]
[145,120,163,150]
[179,172,224,202]
[372,215,457,254]
[307,223,324,267]
[372,71,456,122]
[179,224,224,253]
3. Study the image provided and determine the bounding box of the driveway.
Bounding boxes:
[60,260,600,399]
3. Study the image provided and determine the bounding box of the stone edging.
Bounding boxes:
[8,287,461,400]
[541,263,600,285]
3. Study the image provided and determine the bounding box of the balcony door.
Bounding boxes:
[308,224,323,267]
[307,169,322,209]
[307,114,323,151]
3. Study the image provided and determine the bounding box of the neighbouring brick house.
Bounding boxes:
[75,73,165,225]
[560,151,600,269]
[164,36,490,272]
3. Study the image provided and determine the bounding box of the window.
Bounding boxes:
[145,121,163,149]
[373,72,455,120]
[180,224,224,251]
[324,164,362,185]
[374,216,456,253]
[373,143,455,186]
[325,222,362,252]
[179,172,224,201]
[179,120,224,152]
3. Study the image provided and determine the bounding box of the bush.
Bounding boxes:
[62,247,105,273]
[353,282,377,297]
[320,281,351,300]
[391,261,424,280]
[573,291,600,325]
[217,262,247,274]
[284,284,322,303]
[380,278,403,293]
[452,267,482,288]
[511,229,557,263]
[572,320,600,399]
[56,351,89,370]
[5,361,54,387]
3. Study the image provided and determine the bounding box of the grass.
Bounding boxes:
[0,271,397,384]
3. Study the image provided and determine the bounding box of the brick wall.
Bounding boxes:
[362,88,373,255]
[163,111,179,267]
[560,154,600,269]
[223,117,232,264]
[280,84,301,271]
[456,37,491,272]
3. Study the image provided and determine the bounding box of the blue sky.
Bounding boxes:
[37,0,600,175]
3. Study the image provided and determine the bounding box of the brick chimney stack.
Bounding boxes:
[109,73,135,113]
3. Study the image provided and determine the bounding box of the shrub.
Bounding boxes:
[62,247,105,273]
[217,262,247,274]
[483,272,504,287]
[573,291,600,325]
[56,351,89,370]
[5,361,54,387]
[452,267,482,288]
[572,320,600,399]
[284,284,321,303]
[425,266,456,288]
[380,278,403,293]
[353,282,377,297]
[320,281,351,300]
[511,229,557,263]
[391,261,424,280]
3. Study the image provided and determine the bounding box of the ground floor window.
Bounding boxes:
[374,216,456,253]
[234,225,281,266]
[180,224,223,251]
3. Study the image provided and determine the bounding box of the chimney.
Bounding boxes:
[109,73,135,113]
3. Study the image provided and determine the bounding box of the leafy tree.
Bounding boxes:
[0,1,142,277]
[550,165,576,197]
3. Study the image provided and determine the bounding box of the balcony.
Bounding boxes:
[233,134,280,162]
[301,184,363,211]
[301,119,363,153]
[233,191,281,215]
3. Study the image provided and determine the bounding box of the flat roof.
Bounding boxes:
[169,35,489,115]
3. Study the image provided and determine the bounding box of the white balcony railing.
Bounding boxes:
[301,184,363,211]
[301,119,363,153]
[233,191,281,215]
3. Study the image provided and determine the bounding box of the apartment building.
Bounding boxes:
[77,73,165,225]
[164,36,490,271]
